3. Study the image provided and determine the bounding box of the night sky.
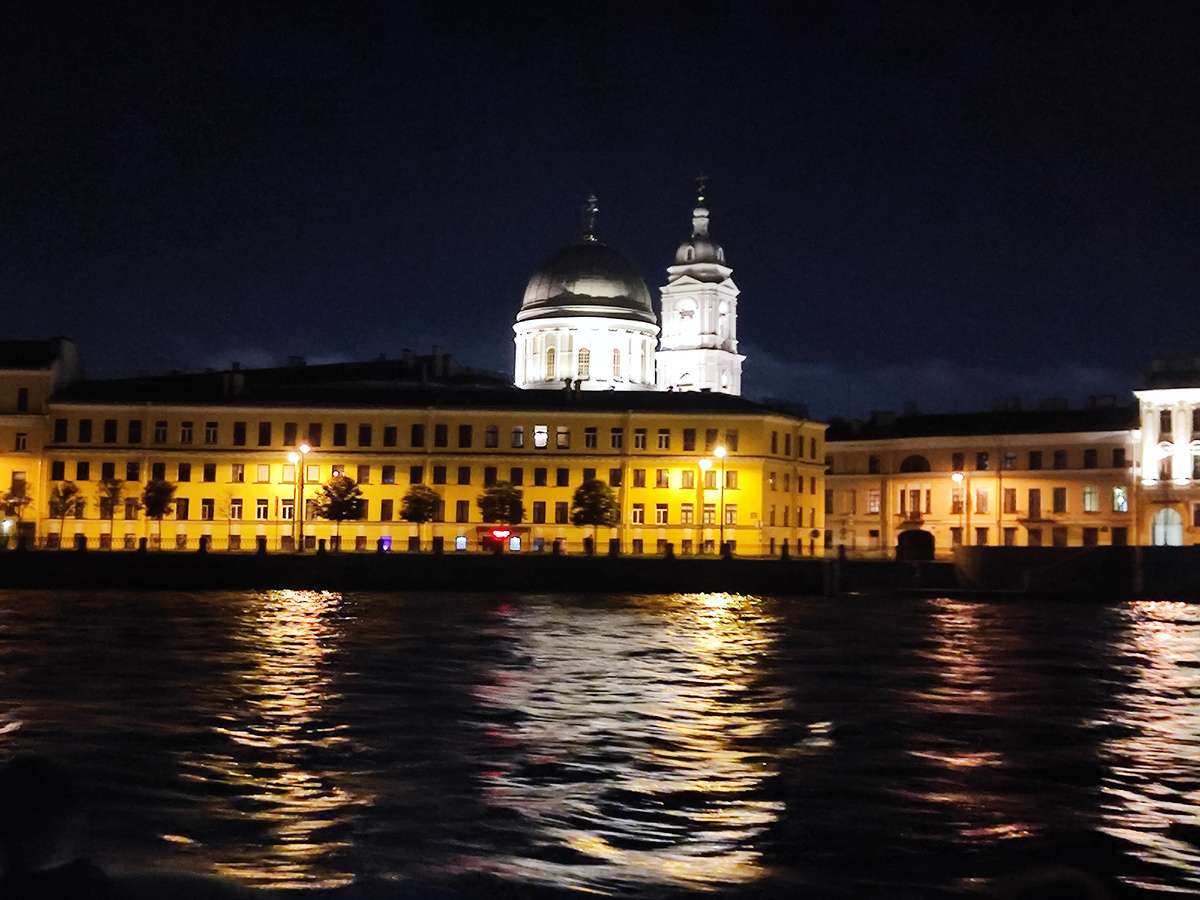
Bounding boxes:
[6,2,1200,419]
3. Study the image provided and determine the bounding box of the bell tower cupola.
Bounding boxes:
[656,176,744,394]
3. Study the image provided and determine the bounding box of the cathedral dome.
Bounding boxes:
[517,241,657,326]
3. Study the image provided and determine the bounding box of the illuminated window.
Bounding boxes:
[681,503,694,524]
[703,470,716,490]
[613,349,621,378]
[578,348,590,378]
[282,464,294,483]
[656,469,670,488]
[1083,486,1098,512]
[546,347,556,380]
[725,470,738,489]
[534,425,548,449]
[975,488,988,514]
[331,464,345,478]
[951,488,963,514]
[682,470,694,489]
[723,505,738,526]
[631,503,644,524]
[867,489,880,514]
[702,504,716,524]
[1112,486,1128,513]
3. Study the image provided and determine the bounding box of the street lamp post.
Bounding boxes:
[714,444,727,554]
[287,443,311,552]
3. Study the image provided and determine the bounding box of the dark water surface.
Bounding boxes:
[1,590,1199,897]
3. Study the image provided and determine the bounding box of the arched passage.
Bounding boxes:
[1152,508,1184,546]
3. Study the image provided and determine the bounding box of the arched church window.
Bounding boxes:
[578,348,590,378]
[898,455,931,473]
[546,347,556,380]
[721,371,729,389]
[685,247,695,261]
[613,349,621,378]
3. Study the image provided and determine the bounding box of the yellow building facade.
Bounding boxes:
[5,350,824,556]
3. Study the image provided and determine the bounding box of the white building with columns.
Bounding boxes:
[513,191,744,395]
[655,195,744,395]
[513,197,659,391]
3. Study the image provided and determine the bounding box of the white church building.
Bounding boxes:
[513,191,744,394]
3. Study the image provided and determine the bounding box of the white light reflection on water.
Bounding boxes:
[1100,600,1200,892]
[175,590,362,889]
[471,592,784,892]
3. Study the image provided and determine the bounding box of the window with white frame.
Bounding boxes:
[1112,486,1128,513]
[1083,486,1099,512]
[655,503,668,524]
[631,503,644,524]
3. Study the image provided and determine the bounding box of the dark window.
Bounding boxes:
[333,423,347,446]
[975,452,988,471]
[951,452,964,471]
[609,468,622,487]
[151,462,165,480]
[54,419,67,442]
[432,466,446,485]
[411,424,426,447]
[375,466,392,485]
[1053,449,1067,470]
[203,464,216,482]
[283,422,297,446]
[534,467,547,486]
[16,388,27,412]
[532,501,546,524]
[457,466,471,485]
[51,461,65,481]
[307,423,322,447]
[458,424,473,448]
[176,498,189,520]
[485,425,499,448]
[510,467,524,486]
[1053,486,1067,513]
[128,420,142,444]
[1083,527,1099,547]
[358,424,372,447]
[784,434,792,456]
[456,500,470,522]
[556,468,569,487]
[868,455,880,474]
[484,467,497,486]
[1112,526,1128,546]
[1028,451,1042,470]
[634,469,646,487]
[434,424,448,447]
[103,419,117,443]
[233,422,247,446]
[1083,448,1098,469]
[126,462,140,481]
[554,501,569,524]
[259,422,272,446]
[383,426,397,447]
[76,462,90,481]
[705,428,719,451]
[583,468,596,483]
[683,429,696,451]
[408,466,422,484]
[78,419,92,443]
[725,430,739,452]
[1113,448,1126,468]
[380,499,394,521]
[101,462,115,481]
[1052,526,1068,547]
[770,432,778,454]
[178,463,191,482]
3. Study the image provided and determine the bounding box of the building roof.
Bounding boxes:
[827,404,1138,442]
[0,339,70,370]
[516,241,657,326]
[53,352,811,419]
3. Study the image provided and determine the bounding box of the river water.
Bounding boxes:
[0,590,1198,898]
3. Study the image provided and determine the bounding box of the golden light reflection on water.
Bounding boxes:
[1100,600,1200,891]
[471,592,784,892]
[175,590,362,889]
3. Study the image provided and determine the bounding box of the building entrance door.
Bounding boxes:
[1152,507,1184,546]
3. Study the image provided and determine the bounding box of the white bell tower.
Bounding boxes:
[656,179,744,394]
